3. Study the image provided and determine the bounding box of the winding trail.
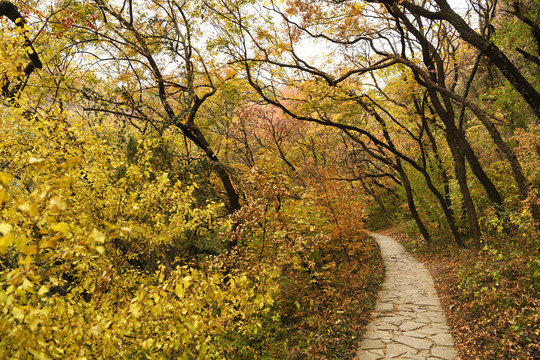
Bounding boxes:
[355,232,457,360]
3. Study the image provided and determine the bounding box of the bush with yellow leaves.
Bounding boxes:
[0,103,277,359]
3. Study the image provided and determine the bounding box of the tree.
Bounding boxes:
[381,0,540,224]
[0,0,42,99]
[211,0,540,242]
[385,0,540,118]
[56,0,242,212]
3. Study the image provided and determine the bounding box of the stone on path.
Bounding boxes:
[355,232,458,360]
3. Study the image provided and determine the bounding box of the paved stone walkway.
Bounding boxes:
[355,232,458,360]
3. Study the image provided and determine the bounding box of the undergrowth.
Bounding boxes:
[385,227,540,360]
[281,233,384,359]
[222,231,384,359]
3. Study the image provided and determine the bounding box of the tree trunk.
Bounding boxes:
[424,87,504,210]
[361,178,386,212]
[423,114,452,209]
[447,133,482,247]
[364,98,464,246]
[395,160,432,243]
[178,122,241,212]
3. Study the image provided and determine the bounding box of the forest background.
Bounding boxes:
[0,0,538,358]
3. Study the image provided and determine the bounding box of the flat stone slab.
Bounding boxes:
[431,345,458,359]
[355,232,458,359]
[393,335,432,350]
[361,339,385,350]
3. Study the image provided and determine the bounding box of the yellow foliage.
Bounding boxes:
[0,98,278,358]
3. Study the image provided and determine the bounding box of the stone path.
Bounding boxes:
[355,232,458,360]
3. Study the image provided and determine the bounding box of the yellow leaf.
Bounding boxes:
[21,245,38,255]
[39,236,58,249]
[73,226,83,235]
[50,197,67,212]
[38,285,49,296]
[95,246,105,254]
[0,172,12,186]
[25,312,40,332]
[12,306,25,320]
[0,223,12,235]
[141,338,154,349]
[61,157,83,169]
[0,190,8,204]
[174,282,184,298]
[18,254,33,266]
[28,157,45,166]
[89,325,101,336]
[183,276,193,289]
[90,229,106,243]
[21,278,33,290]
[0,234,15,253]
[129,303,141,318]
[54,177,72,188]
[51,222,70,234]
[18,202,32,213]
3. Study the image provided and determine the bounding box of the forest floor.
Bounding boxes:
[265,231,385,359]
[380,227,540,360]
[355,232,457,360]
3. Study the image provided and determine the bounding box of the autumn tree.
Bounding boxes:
[209,0,540,245]
[372,0,540,224]
[50,0,242,212]
[0,3,281,357]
